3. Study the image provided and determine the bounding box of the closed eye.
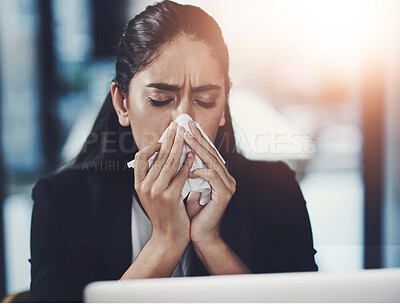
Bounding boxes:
[148,97,216,108]
[148,98,174,107]
[194,100,216,108]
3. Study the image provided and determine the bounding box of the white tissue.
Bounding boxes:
[127,114,225,205]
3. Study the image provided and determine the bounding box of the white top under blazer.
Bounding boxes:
[130,194,192,277]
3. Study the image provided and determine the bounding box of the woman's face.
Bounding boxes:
[113,35,229,151]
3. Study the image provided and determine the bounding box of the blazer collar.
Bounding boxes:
[92,168,135,277]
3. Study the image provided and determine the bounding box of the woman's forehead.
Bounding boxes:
[133,36,224,87]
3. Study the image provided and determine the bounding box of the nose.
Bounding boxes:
[171,95,195,122]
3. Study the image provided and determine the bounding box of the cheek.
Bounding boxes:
[195,112,224,143]
[128,98,166,149]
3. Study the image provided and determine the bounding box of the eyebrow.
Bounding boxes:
[146,83,221,92]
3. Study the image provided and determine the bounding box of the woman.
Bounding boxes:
[29,0,318,302]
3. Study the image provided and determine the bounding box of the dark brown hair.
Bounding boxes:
[70,0,237,171]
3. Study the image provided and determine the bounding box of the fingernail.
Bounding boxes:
[187,152,193,158]
[184,131,193,138]
[178,126,185,135]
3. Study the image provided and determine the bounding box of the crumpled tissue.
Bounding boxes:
[127,113,225,205]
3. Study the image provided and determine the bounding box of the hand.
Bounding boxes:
[134,123,195,248]
[183,121,236,246]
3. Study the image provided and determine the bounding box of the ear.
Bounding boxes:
[219,110,226,127]
[110,82,130,127]
[219,81,232,127]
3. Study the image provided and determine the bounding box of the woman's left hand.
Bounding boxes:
[183,120,236,246]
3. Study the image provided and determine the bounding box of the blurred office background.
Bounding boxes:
[0,0,399,298]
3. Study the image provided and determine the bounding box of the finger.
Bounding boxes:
[188,121,236,186]
[189,168,233,194]
[184,131,233,189]
[185,192,202,220]
[157,126,186,187]
[188,121,225,167]
[134,142,162,184]
[145,122,177,182]
[169,151,195,193]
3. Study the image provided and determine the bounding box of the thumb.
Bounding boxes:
[170,151,195,191]
[186,192,202,220]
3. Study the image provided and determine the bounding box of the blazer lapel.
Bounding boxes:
[94,168,134,279]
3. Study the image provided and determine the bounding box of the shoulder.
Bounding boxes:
[31,166,108,221]
[229,153,298,193]
[228,153,305,218]
[32,164,133,212]
[32,166,101,202]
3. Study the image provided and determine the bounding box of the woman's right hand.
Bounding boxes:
[133,122,195,248]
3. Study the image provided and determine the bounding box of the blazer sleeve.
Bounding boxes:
[29,177,92,302]
[263,162,318,273]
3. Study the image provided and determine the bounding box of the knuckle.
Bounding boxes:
[179,164,187,174]
[183,160,191,170]
[211,153,219,163]
[161,191,173,202]
[230,184,236,195]
[210,169,218,178]
[216,166,225,175]
[158,151,168,161]
[164,157,175,169]
[140,182,151,195]
[150,184,162,198]
[135,182,144,194]
[231,176,237,186]
[224,191,232,201]
[135,152,143,161]
[152,161,162,172]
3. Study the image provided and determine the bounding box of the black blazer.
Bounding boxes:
[29,153,318,302]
